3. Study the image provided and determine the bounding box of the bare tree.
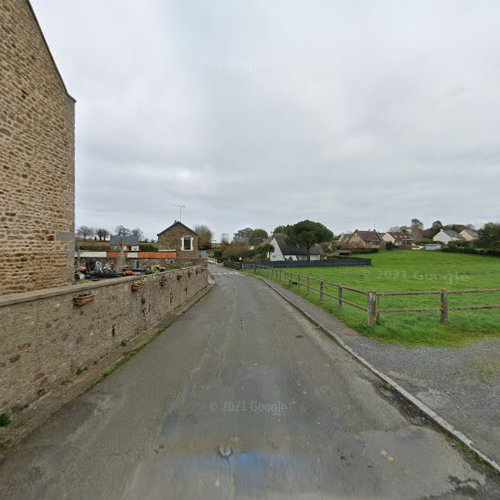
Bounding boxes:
[131,228,144,241]
[95,228,110,241]
[195,225,213,250]
[76,225,94,240]
[115,225,131,237]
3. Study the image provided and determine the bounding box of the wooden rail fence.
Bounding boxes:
[248,264,500,326]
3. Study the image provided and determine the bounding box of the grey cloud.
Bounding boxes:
[32,0,500,239]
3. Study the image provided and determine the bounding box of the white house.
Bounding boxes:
[268,234,324,261]
[460,228,479,241]
[433,229,464,244]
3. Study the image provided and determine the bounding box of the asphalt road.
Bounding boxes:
[0,265,498,499]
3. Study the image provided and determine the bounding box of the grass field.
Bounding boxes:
[256,251,500,347]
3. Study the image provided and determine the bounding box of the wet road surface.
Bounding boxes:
[0,265,498,499]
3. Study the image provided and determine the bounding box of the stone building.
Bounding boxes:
[157,221,200,261]
[0,0,75,296]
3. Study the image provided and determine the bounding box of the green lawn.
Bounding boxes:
[256,251,500,347]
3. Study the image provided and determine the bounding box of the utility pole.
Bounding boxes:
[174,204,186,222]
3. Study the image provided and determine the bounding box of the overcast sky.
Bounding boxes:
[32,0,499,241]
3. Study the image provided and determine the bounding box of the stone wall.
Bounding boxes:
[0,0,75,296]
[0,264,208,416]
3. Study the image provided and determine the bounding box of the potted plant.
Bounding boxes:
[73,294,95,307]
[131,279,144,292]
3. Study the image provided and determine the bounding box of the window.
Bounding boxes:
[182,237,192,251]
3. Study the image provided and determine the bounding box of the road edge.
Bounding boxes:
[249,272,500,475]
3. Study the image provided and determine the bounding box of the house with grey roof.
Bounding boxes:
[346,230,383,249]
[433,229,464,244]
[460,228,479,241]
[382,231,413,248]
[268,234,325,261]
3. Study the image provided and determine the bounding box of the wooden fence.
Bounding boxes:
[249,265,500,326]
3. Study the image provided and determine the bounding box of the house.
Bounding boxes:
[337,233,352,248]
[433,229,464,244]
[382,231,413,248]
[347,230,383,249]
[157,221,200,260]
[460,228,479,242]
[0,0,75,296]
[268,234,325,261]
[110,235,140,252]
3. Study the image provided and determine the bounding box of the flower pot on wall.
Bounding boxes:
[73,294,95,307]
[132,280,145,292]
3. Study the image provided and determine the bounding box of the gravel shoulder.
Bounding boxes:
[255,273,500,466]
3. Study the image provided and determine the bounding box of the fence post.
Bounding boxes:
[307,276,310,294]
[440,289,448,324]
[320,280,324,301]
[338,286,343,311]
[368,291,378,326]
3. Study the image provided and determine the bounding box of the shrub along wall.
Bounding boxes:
[0,264,208,416]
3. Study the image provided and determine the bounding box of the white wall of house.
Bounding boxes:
[433,230,459,244]
[382,233,396,244]
[268,237,321,261]
[269,237,285,261]
[460,230,477,241]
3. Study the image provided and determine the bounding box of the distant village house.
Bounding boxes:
[433,229,464,244]
[346,230,383,249]
[381,231,413,248]
[268,234,324,261]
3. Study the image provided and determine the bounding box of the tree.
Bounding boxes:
[273,225,289,235]
[249,228,268,246]
[233,227,253,241]
[115,225,131,237]
[131,228,144,241]
[95,228,110,241]
[222,241,252,261]
[429,220,443,238]
[195,225,214,250]
[255,243,274,260]
[478,223,500,250]
[411,219,424,240]
[76,225,94,240]
[284,220,333,262]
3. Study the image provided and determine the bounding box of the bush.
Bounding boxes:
[442,244,500,257]
[139,243,158,252]
[385,242,396,251]
[0,413,11,427]
[349,248,379,254]
[77,243,110,251]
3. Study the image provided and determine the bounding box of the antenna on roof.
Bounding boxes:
[174,204,186,222]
